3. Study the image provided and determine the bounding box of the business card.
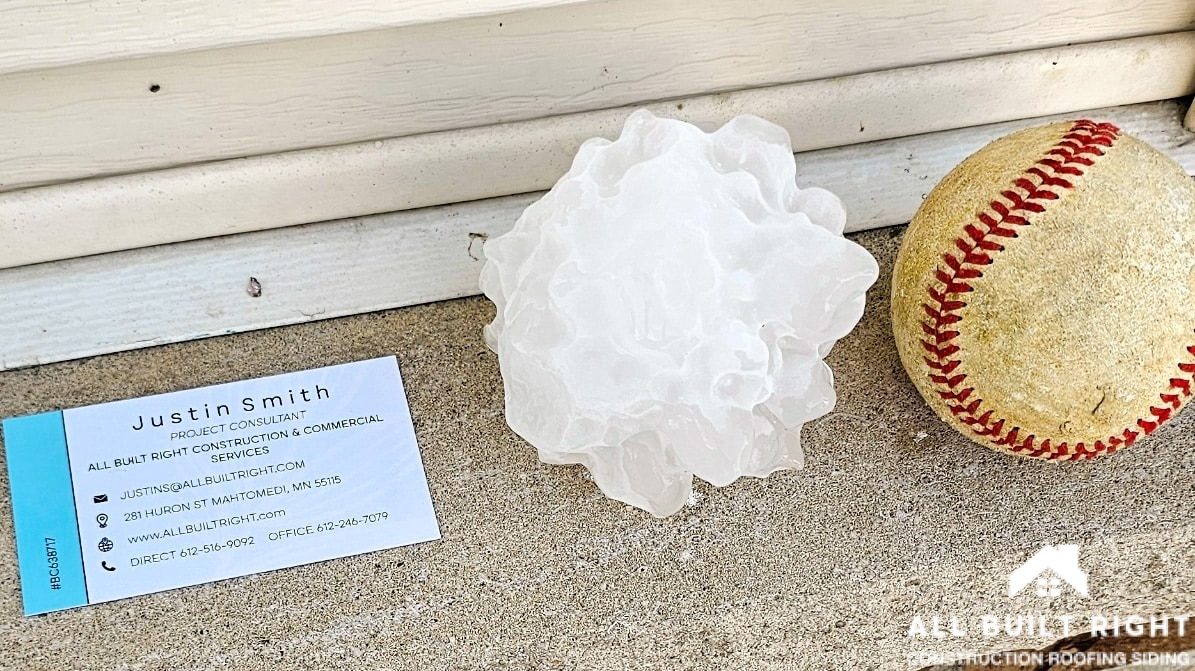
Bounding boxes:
[3,356,439,615]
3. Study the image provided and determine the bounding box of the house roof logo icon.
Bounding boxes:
[1008,544,1088,598]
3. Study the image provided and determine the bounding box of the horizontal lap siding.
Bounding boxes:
[2,34,1193,269]
[2,0,1193,190]
[0,100,1190,370]
[0,0,589,75]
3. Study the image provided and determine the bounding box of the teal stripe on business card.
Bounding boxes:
[3,411,88,615]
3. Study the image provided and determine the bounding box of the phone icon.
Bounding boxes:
[101,561,116,572]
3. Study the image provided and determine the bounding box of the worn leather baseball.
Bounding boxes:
[892,120,1195,460]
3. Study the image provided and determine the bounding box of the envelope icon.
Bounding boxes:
[93,494,108,503]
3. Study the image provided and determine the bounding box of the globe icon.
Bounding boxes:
[97,537,114,553]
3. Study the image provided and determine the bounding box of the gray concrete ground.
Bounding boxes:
[0,228,1191,670]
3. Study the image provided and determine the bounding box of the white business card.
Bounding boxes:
[3,356,440,615]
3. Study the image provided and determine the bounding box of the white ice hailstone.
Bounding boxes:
[480,110,878,517]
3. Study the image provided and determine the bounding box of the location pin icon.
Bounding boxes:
[96,513,109,528]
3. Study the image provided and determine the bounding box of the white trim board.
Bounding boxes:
[3,33,1194,270]
[1,101,1192,371]
[3,1,1193,191]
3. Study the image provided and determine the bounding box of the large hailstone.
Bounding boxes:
[480,110,878,517]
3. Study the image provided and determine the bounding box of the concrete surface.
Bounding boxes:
[0,228,1191,671]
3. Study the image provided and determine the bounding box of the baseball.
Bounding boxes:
[892,120,1195,460]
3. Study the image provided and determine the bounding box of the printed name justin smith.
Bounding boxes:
[87,384,383,470]
[130,384,332,432]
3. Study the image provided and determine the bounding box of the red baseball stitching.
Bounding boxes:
[921,120,1195,460]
